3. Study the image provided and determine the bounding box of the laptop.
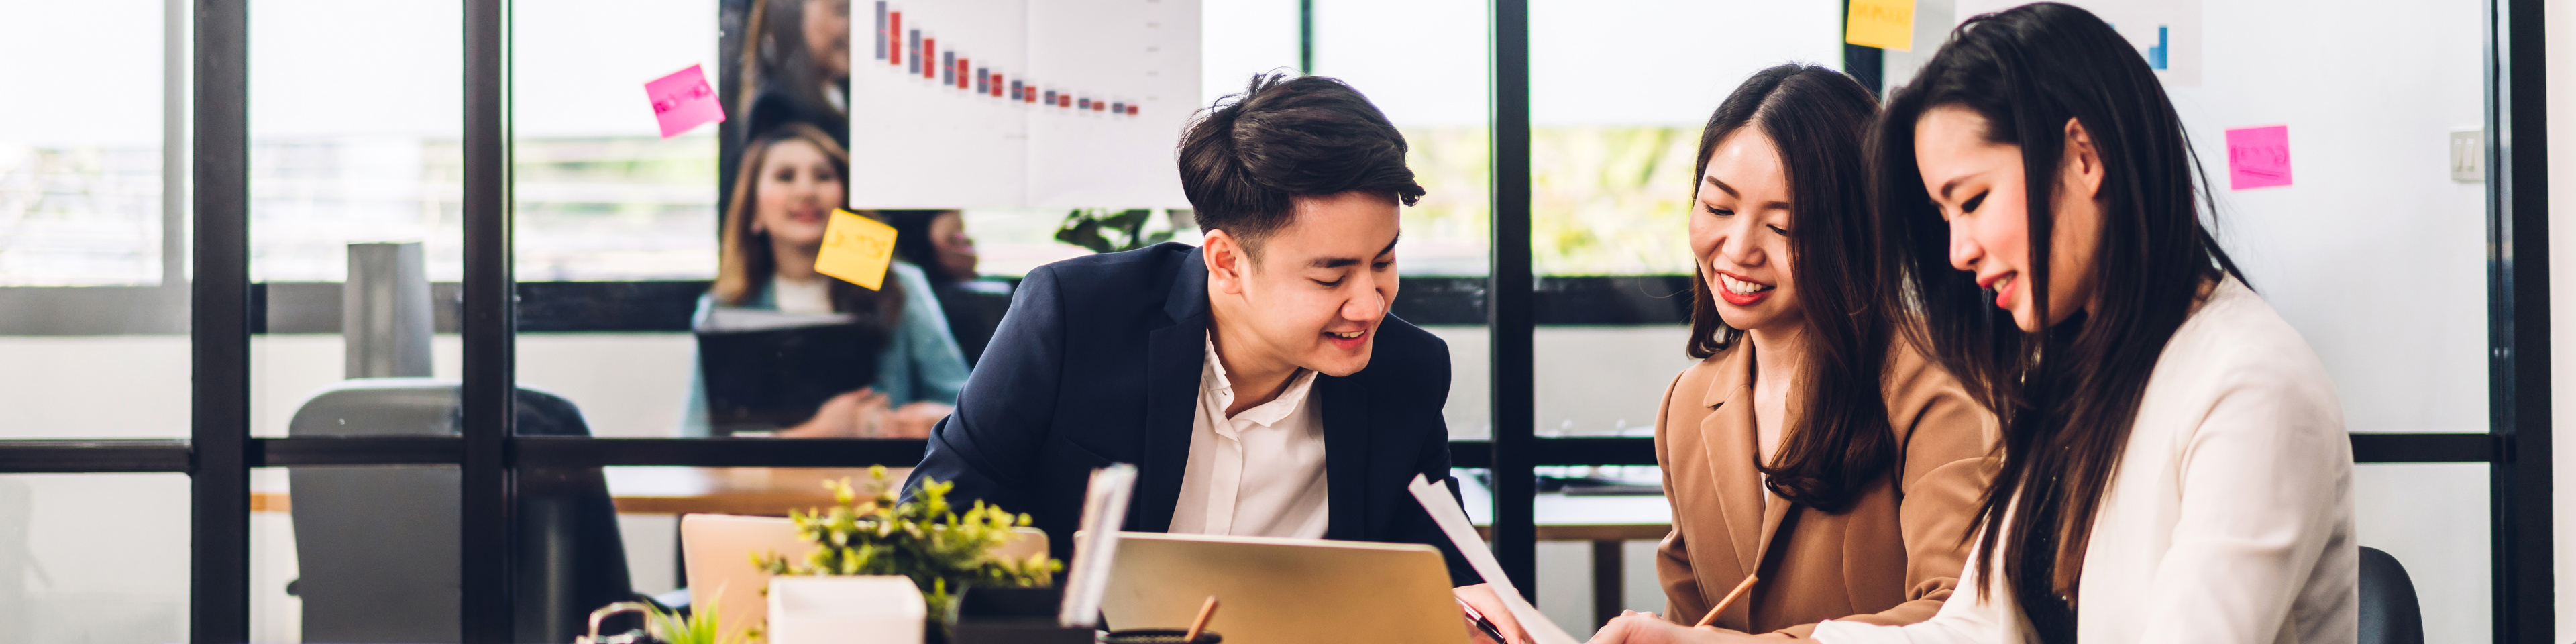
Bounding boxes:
[680,514,1047,643]
[1099,532,1468,644]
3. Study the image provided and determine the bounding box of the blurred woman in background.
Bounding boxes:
[737,0,851,144]
[879,209,1013,365]
[684,122,969,438]
[1586,63,1993,643]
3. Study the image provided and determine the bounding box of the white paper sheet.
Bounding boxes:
[1062,463,1138,627]
[1409,474,1581,644]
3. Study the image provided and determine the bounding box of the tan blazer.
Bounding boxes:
[1654,338,1996,637]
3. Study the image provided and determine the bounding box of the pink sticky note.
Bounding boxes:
[645,64,724,138]
[2225,125,2292,190]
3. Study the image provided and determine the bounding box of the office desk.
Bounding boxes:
[250,467,1675,625]
[1456,477,1674,626]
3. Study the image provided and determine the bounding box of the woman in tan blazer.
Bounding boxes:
[1587,64,1994,643]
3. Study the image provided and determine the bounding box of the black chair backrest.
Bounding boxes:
[288,378,630,644]
[2358,545,2424,644]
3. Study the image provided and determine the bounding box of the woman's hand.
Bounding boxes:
[778,388,892,437]
[1454,583,1530,644]
[885,401,955,438]
[1586,612,1782,644]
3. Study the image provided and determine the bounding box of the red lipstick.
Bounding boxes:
[1977,272,2017,311]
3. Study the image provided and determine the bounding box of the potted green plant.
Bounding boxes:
[756,467,1061,634]
[575,596,739,644]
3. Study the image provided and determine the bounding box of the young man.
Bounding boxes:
[908,73,1524,641]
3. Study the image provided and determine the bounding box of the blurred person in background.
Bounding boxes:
[683,123,969,438]
[737,0,851,146]
[881,209,1014,365]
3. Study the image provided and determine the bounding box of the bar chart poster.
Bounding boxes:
[1953,0,2200,85]
[847,0,1201,209]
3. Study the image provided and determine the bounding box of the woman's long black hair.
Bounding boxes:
[1873,4,2243,641]
[1685,63,1892,513]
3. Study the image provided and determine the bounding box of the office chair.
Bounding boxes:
[287,378,631,644]
[2357,546,2424,644]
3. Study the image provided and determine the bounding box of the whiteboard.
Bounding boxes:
[846,0,1201,209]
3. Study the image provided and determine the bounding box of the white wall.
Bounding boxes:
[0,474,191,644]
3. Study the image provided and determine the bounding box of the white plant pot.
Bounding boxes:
[766,576,926,644]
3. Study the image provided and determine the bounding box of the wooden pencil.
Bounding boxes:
[1692,575,1760,629]
[1182,596,1220,643]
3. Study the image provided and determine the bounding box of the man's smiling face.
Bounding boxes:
[1206,191,1402,377]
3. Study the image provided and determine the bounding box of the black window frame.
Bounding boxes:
[0,0,2541,641]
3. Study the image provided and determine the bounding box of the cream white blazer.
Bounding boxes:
[1813,278,2357,644]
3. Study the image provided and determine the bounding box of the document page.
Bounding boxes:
[1408,474,1581,644]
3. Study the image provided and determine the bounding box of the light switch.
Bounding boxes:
[2451,129,2485,183]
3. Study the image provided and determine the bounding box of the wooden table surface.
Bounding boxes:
[249,466,888,515]
[249,466,1674,541]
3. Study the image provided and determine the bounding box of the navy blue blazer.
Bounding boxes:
[906,242,1479,586]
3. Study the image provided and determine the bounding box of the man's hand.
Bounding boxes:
[885,401,955,438]
[1455,583,1531,644]
[779,388,892,438]
[1585,612,1782,644]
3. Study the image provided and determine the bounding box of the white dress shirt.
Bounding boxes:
[1812,278,2357,644]
[1166,334,1332,538]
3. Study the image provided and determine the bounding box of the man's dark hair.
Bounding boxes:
[1176,72,1425,252]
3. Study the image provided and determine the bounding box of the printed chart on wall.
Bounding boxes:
[847,0,1201,209]
[1953,0,2199,85]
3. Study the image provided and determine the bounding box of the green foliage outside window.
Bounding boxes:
[1034,126,1699,275]
[1396,125,1701,276]
[1055,208,1173,254]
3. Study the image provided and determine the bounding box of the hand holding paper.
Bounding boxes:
[1409,474,1582,644]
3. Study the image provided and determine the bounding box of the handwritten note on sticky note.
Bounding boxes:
[2226,125,2293,190]
[645,64,725,139]
[816,209,898,290]
[1846,0,1915,51]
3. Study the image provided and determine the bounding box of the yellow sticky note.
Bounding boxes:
[1845,0,1915,51]
[816,209,898,290]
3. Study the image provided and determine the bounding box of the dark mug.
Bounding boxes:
[1100,628,1222,644]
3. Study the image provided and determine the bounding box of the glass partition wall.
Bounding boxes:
[0,1,198,643]
[0,1,2551,643]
